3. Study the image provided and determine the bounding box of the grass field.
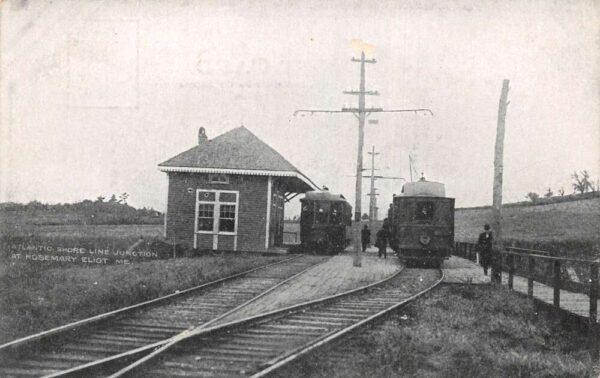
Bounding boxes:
[1,224,166,261]
[0,253,287,344]
[455,197,600,259]
[278,285,596,378]
[1,223,163,240]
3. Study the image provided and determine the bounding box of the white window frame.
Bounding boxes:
[194,189,239,236]
[209,173,230,184]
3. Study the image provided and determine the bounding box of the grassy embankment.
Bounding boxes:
[0,253,287,344]
[455,195,600,259]
[280,285,596,378]
[1,223,164,250]
[0,209,289,343]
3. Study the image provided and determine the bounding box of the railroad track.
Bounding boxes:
[266,268,441,378]
[0,255,327,378]
[111,267,442,378]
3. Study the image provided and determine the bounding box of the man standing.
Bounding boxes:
[478,224,493,275]
[376,227,388,259]
[361,225,371,252]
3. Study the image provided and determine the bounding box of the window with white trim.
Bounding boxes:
[209,173,229,184]
[196,190,238,234]
[219,204,236,232]
[197,203,214,231]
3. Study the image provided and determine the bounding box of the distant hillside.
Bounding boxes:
[455,195,600,258]
[459,191,600,210]
[0,200,163,236]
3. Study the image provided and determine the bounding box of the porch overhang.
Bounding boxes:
[158,166,319,193]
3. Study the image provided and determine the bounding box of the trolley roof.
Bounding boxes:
[301,191,349,203]
[400,179,446,197]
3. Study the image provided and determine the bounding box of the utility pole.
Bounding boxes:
[350,52,372,267]
[491,79,510,283]
[365,145,404,231]
[367,146,380,230]
[294,51,433,268]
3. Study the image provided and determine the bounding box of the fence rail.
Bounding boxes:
[454,242,600,324]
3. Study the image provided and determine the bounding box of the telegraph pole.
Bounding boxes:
[294,50,433,268]
[367,146,380,230]
[350,52,374,266]
[491,79,510,283]
[365,145,403,230]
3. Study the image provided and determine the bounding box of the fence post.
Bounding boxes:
[553,260,561,308]
[590,262,598,323]
[508,254,514,290]
[492,249,502,284]
[528,256,535,297]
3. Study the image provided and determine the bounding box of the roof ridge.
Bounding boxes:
[159,126,299,173]
[234,126,301,172]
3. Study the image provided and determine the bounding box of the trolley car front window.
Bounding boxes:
[330,203,342,224]
[316,202,331,224]
[415,202,435,223]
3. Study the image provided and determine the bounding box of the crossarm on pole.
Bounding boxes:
[374,108,434,116]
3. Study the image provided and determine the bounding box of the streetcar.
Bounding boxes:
[389,177,455,268]
[300,190,352,254]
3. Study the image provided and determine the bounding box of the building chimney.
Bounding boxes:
[198,127,207,145]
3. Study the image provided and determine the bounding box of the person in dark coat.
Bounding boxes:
[376,227,388,259]
[361,225,371,252]
[478,224,493,275]
[382,218,390,234]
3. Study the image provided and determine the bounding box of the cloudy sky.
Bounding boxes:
[1,0,598,216]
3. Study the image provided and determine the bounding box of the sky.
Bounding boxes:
[1,0,598,217]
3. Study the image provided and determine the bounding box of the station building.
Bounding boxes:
[159,126,319,252]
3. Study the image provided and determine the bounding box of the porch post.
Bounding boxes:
[265,176,272,250]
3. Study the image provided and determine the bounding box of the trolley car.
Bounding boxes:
[389,178,454,268]
[300,191,352,255]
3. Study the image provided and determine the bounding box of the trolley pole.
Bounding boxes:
[293,50,433,268]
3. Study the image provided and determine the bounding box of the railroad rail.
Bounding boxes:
[108,267,443,377]
[0,255,327,378]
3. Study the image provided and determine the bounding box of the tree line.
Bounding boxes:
[526,170,598,203]
[0,194,163,225]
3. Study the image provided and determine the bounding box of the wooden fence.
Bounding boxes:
[454,242,599,324]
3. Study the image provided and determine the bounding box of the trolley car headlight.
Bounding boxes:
[419,234,431,245]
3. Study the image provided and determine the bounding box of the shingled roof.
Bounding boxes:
[159,126,318,191]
